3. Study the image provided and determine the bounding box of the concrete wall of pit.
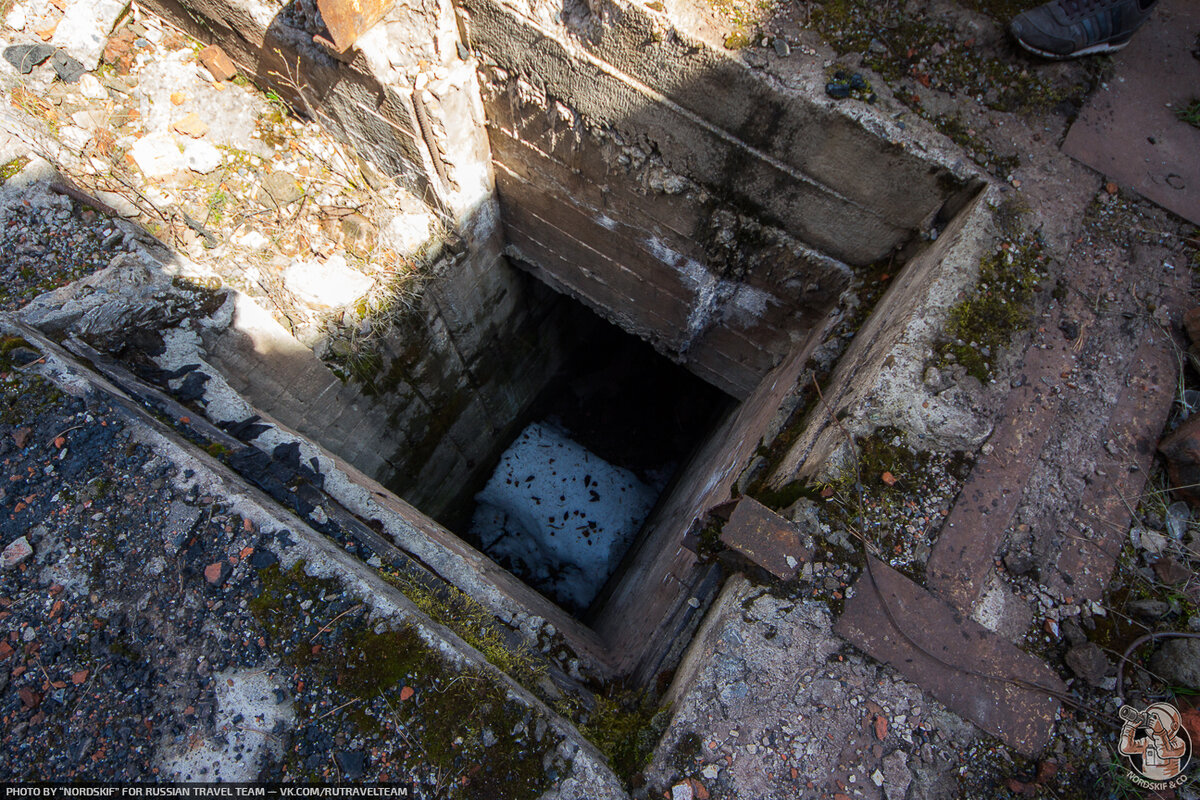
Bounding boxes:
[136,0,984,680]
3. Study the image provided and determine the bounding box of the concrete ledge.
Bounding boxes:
[770,183,998,486]
[6,318,627,797]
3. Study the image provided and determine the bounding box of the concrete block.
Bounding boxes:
[499,192,695,324]
[552,0,966,225]
[504,225,685,350]
[488,125,707,247]
[462,0,913,264]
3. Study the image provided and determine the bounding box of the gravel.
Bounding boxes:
[0,183,131,312]
[0,347,585,794]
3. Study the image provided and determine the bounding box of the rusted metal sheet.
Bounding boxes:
[836,558,1065,757]
[1055,331,1177,602]
[316,0,395,52]
[1062,0,1200,226]
[720,497,811,580]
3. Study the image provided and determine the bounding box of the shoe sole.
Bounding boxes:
[1014,37,1132,60]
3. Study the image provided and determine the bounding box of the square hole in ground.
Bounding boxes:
[433,293,735,616]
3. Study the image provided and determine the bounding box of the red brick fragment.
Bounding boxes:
[874,714,888,740]
[198,45,237,82]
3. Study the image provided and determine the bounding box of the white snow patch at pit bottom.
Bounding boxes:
[469,422,657,612]
[157,668,294,782]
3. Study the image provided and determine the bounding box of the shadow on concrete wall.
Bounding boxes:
[110,0,987,682]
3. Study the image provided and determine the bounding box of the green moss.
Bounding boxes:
[250,562,559,797]
[382,569,548,692]
[695,516,727,559]
[332,348,383,391]
[581,688,670,783]
[934,234,1047,382]
[0,156,28,186]
[708,0,778,49]
[106,632,142,661]
[86,476,113,500]
[205,442,231,459]
[723,30,753,49]
[0,370,66,426]
[751,479,806,511]
[0,336,34,372]
[761,428,972,583]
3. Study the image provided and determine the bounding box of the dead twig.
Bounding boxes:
[310,602,365,641]
[47,424,86,446]
[317,696,361,720]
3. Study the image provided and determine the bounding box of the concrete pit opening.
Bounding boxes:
[442,295,735,617]
[20,0,990,685]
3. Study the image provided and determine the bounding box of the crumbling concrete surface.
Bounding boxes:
[0,318,626,797]
[644,576,969,800]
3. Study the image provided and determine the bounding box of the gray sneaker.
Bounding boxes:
[1009,0,1158,59]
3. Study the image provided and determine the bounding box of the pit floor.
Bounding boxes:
[441,295,734,615]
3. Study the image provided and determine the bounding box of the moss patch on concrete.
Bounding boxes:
[709,0,783,49]
[381,568,550,693]
[581,687,671,784]
[808,0,1095,115]
[934,234,1047,382]
[808,427,972,580]
[249,561,561,796]
[0,156,29,186]
[0,349,67,425]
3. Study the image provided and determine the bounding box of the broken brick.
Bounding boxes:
[18,687,39,709]
[2,537,33,569]
[198,45,237,82]
[204,561,230,586]
[171,112,208,138]
[1182,707,1200,745]
[1154,556,1191,585]
[1184,307,1200,345]
[1160,416,1200,509]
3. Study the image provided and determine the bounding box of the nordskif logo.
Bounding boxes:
[1118,702,1192,790]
